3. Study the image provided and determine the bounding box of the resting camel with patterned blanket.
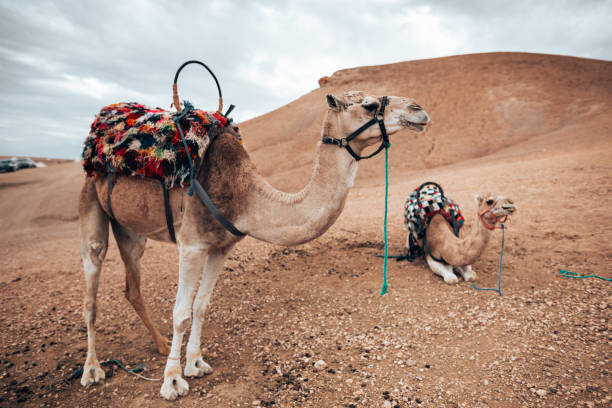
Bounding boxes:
[404,183,516,284]
[78,91,430,400]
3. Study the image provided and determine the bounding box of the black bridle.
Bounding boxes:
[321,96,390,161]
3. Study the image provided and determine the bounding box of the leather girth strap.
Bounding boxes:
[159,179,245,242]
[107,173,178,243]
[107,173,116,220]
[161,183,177,243]
[193,179,245,237]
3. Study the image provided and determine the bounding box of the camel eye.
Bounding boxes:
[362,101,379,112]
[486,199,494,206]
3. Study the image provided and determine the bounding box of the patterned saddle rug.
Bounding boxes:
[404,183,465,247]
[82,102,240,188]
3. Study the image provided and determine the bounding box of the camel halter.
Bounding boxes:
[478,201,508,231]
[321,96,390,161]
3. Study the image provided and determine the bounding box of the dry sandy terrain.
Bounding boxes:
[1,52,611,407]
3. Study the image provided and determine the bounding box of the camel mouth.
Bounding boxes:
[401,118,428,132]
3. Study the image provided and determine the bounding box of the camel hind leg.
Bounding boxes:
[111,220,171,355]
[78,179,109,386]
[184,246,231,377]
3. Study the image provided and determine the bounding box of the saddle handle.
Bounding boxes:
[416,181,446,202]
[172,60,223,114]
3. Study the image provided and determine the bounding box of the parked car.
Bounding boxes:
[0,159,17,173]
[14,157,37,169]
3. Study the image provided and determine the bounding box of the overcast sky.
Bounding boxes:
[1,0,611,159]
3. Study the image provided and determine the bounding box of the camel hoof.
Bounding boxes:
[160,374,189,400]
[184,356,212,377]
[156,339,171,355]
[463,271,477,282]
[80,361,105,387]
[443,274,459,284]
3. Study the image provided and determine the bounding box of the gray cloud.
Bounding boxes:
[0,0,610,158]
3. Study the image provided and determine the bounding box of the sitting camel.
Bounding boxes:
[78,91,429,400]
[404,183,516,284]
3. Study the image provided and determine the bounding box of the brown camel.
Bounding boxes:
[414,194,516,284]
[78,91,430,400]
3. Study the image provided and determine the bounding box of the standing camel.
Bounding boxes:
[78,91,430,400]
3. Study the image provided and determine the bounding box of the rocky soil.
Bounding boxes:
[1,53,611,407]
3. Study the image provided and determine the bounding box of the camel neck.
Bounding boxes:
[241,136,357,246]
[450,213,495,266]
[429,209,495,267]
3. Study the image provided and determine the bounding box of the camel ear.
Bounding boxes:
[475,194,484,205]
[326,94,345,111]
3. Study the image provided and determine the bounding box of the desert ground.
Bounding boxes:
[0,52,610,407]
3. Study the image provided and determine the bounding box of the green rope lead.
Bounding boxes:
[380,146,390,295]
[471,223,505,296]
[558,269,612,281]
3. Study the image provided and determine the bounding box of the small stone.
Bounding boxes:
[314,360,327,370]
[253,400,261,406]
[383,401,392,408]
[535,389,547,397]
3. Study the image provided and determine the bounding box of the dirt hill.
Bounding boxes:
[1,52,611,407]
[242,52,612,190]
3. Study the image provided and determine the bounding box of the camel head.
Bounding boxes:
[475,194,517,227]
[325,91,429,152]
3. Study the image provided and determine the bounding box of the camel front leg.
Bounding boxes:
[184,247,230,377]
[454,265,477,281]
[425,254,458,284]
[160,244,207,401]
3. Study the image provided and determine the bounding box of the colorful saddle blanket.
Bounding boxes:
[82,102,240,188]
[404,183,465,242]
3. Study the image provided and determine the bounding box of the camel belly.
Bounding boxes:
[95,176,185,238]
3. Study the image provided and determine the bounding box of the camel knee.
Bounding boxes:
[173,310,191,333]
[83,240,107,266]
